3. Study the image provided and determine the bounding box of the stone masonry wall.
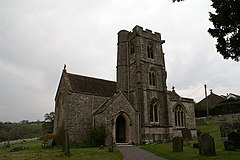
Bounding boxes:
[64,92,109,142]
[168,100,196,129]
[196,113,240,125]
[168,99,197,138]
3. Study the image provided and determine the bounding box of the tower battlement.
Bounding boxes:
[131,25,161,42]
[118,25,163,43]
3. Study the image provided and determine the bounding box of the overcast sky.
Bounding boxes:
[0,0,239,122]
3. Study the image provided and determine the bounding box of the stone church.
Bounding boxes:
[53,25,196,145]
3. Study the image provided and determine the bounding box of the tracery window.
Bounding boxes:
[149,70,156,86]
[150,100,158,123]
[174,105,186,127]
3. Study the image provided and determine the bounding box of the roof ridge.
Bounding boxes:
[67,72,116,83]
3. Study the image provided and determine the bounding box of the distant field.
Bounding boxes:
[22,122,43,129]
[141,124,240,160]
[0,140,123,160]
[0,122,42,142]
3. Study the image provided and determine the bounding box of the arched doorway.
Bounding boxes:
[116,115,126,143]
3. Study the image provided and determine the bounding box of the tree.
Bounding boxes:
[173,0,240,61]
[84,124,107,147]
[42,112,55,134]
[44,112,55,123]
[208,0,240,61]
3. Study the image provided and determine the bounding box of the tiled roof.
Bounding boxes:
[168,90,181,99]
[196,92,226,108]
[167,90,194,103]
[67,73,116,97]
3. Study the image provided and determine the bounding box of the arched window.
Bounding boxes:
[150,100,158,123]
[174,105,186,127]
[149,69,156,86]
[147,44,153,59]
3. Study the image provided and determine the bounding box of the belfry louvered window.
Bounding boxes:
[147,44,153,59]
[149,70,156,86]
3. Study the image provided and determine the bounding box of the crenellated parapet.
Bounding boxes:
[118,25,165,43]
[131,25,163,42]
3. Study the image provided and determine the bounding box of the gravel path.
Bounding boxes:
[118,146,168,160]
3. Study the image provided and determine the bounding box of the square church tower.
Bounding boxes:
[117,26,171,141]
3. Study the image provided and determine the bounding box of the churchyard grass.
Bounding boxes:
[141,124,240,160]
[0,140,123,160]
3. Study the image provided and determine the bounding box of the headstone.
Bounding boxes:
[4,141,10,148]
[193,143,199,149]
[223,141,236,151]
[10,146,29,152]
[181,128,192,141]
[227,132,240,149]
[172,136,183,152]
[220,123,234,138]
[233,122,240,129]
[237,128,240,134]
[108,134,113,152]
[198,133,216,156]
[197,130,202,137]
[57,126,64,146]
[64,130,70,156]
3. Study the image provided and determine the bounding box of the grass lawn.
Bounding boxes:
[0,140,123,160]
[141,124,240,160]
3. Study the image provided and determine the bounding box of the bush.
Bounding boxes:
[83,124,108,147]
[42,122,53,134]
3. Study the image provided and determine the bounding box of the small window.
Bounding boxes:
[150,101,158,122]
[147,44,153,59]
[149,70,156,86]
[130,45,135,55]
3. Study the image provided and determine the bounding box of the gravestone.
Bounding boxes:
[220,123,234,138]
[61,129,70,156]
[108,134,113,152]
[193,143,199,149]
[227,132,240,149]
[233,122,240,129]
[10,146,29,152]
[181,128,192,141]
[172,136,183,152]
[99,145,104,149]
[198,133,216,156]
[196,130,202,137]
[64,130,70,156]
[4,141,10,148]
[223,141,236,151]
[237,128,240,134]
